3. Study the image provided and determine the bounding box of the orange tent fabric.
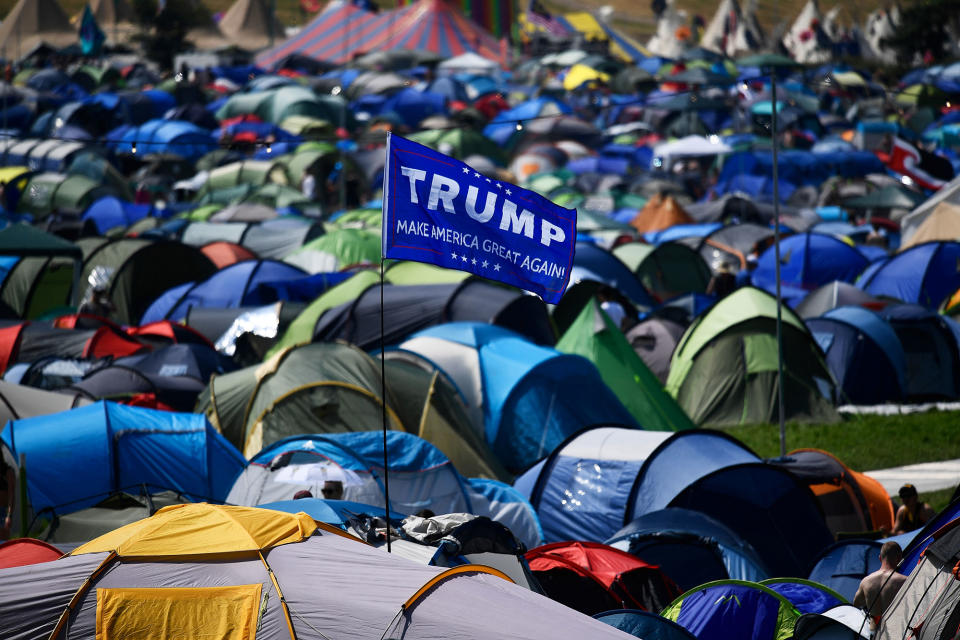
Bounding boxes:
[629,194,693,234]
[201,241,258,269]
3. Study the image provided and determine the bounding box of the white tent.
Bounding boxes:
[438,51,499,74]
[0,0,75,56]
[653,135,734,171]
[859,7,899,64]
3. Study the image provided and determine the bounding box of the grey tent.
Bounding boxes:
[626,316,686,384]
[796,281,888,319]
[0,380,90,427]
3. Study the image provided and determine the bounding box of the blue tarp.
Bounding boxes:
[1,402,245,514]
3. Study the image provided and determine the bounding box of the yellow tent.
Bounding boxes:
[563,63,610,91]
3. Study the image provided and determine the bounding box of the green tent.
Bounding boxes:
[556,299,695,431]
[17,173,117,218]
[613,242,712,301]
[244,183,316,211]
[240,342,405,458]
[203,160,289,193]
[0,224,83,318]
[384,261,471,285]
[284,228,381,273]
[330,207,381,230]
[408,128,505,164]
[80,238,217,325]
[269,270,381,357]
[665,287,839,426]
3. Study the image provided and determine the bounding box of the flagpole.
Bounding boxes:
[379,258,391,553]
[771,66,786,458]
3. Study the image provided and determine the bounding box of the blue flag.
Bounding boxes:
[382,134,576,304]
[79,4,105,56]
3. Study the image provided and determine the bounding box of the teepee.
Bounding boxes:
[700,0,765,57]
[859,7,899,64]
[782,0,835,64]
[0,0,77,56]
[218,0,285,50]
[89,0,138,45]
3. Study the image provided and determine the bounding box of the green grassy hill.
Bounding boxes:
[5,0,893,45]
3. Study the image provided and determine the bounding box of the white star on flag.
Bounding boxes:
[496,183,502,189]
[452,252,458,260]
[505,189,512,195]
[482,260,489,268]
[485,178,491,183]
[462,167,469,173]
[471,257,477,265]
[461,255,467,262]
[473,172,481,178]
[493,264,501,272]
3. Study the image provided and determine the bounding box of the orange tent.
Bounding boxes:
[201,241,258,269]
[629,194,693,234]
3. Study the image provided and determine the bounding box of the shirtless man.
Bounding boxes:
[893,484,936,535]
[853,541,908,621]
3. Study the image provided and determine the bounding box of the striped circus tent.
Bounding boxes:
[256,0,505,68]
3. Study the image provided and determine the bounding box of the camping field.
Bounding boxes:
[721,411,960,511]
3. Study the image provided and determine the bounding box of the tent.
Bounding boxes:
[284,228,382,273]
[0,402,245,519]
[255,0,504,69]
[570,242,655,308]
[140,259,308,323]
[806,306,908,405]
[0,224,84,318]
[796,281,888,319]
[0,538,62,569]
[606,507,769,591]
[0,503,631,640]
[876,304,960,401]
[555,12,650,63]
[218,0,285,50]
[625,316,685,384]
[594,609,697,640]
[16,172,119,218]
[794,604,872,640]
[901,202,960,249]
[782,0,834,63]
[79,237,218,325]
[0,0,76,54]
[662,579,801,640]
[806,539,894,603]
[227,431,544,548]
[859,241,960,310]
[612,242,712,302]
[526,541,680,614]
[298,277,557,353]
[0,380,91,426]
[665,287,840,425]
[179,218,324,260]
[555,298,695,432]
[628,194,694,235]
[699,0,765,58]
[759,578,846,615]
[750,233,869,303]
[398,323,638,473]
[876,518,960,640]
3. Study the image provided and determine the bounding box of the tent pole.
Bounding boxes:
[771,68,786,457]
[379,258,391,552]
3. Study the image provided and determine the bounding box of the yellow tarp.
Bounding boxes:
[97,584,262,640]
[72,503,317,558]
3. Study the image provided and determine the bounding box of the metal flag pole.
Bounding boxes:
[770,66,786,458]
[379,258,391,553]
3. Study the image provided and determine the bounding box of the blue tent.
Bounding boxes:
[594,609,696,640]
[606,507,769,590]
[1,402,245,515]
[806,306,908,405]
[900,498,960,574]
[107,119,217,160]
[82,196,153,234]
[513,428,757,544]
[751,233,869,299]
[483,97,572,146]
[718,150,885,189]
[379,87,447,128]
[876,304,960,400]
[141,259,308,323]
[662,580,801,640]
[570,242,655,308]
[259,497,405,528]
[231,431,544,548]
[401,324,638,473]
[759,578,846,614]
[859,242,960,309]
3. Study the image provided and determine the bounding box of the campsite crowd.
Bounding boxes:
[1,0,960,638]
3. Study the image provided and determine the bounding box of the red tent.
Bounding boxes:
[526,541,680,615]
[0,538,63,569]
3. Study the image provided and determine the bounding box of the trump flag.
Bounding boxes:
[382,134,576,303]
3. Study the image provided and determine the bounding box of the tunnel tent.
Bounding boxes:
[79,238,218,325]
[758,578,847,615]
[0,224,84,316]
[612,241,712,302]
[662,579,801,640]
[594,609,697,640]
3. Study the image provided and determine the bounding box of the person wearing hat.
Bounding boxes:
[893,483,935,535]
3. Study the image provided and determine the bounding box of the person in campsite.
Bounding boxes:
[322,480,344,500]
[853,541,907,622]
[893,483,935,534]
[293,490,313,500]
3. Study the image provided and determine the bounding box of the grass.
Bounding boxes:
[719,411,960,513]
